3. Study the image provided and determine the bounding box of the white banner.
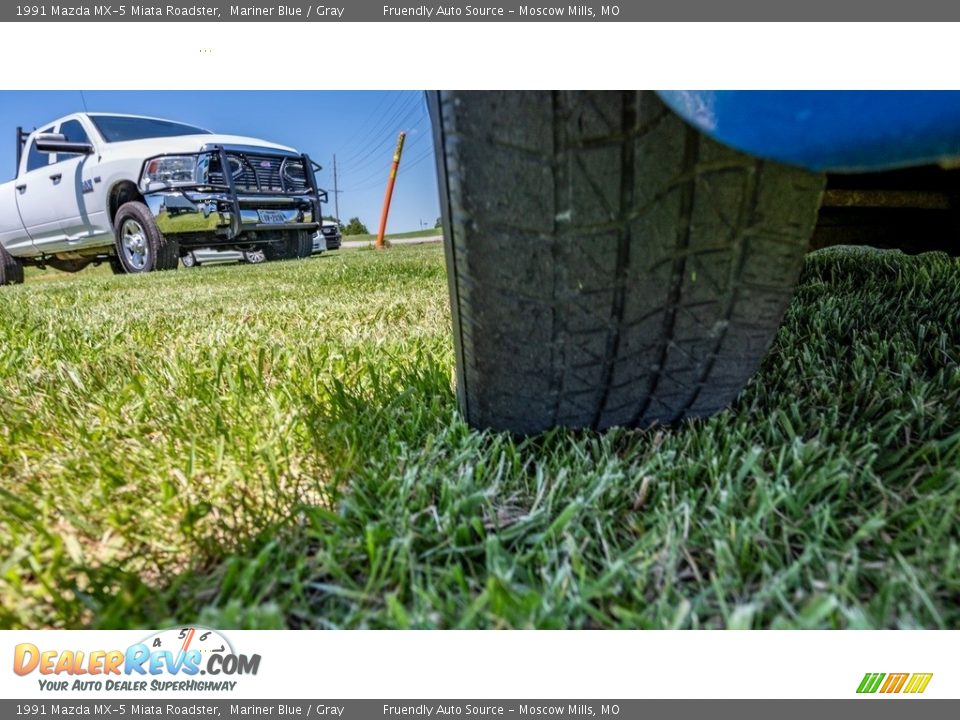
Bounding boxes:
[0,629,954,699]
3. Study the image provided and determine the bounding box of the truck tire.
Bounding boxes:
[429,91,825,433]
[264,231,312,261]
[181,252,199,268]
[288,231,312,259]
[0,244,24,286]
[113,201,179,274]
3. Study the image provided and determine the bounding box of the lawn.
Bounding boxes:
[343,227,442,242]
[1,244,958,629]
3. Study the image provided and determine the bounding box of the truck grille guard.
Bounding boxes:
[211,145,326,241]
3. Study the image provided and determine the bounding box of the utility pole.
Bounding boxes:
[375,132,406,250]
[332,154,341,225]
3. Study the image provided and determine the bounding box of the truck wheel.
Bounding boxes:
[243,249,267,264]
[288,231,312,259]
[0,244,24,286]
[113,201,179,274]
[429,91,825,433]
[181,252,199,268]
[264,231,312,261]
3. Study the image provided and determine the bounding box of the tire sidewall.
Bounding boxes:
[113,201,178,274]
[264,232,311,261]
[290,231,312,259]
[0,245,24,285]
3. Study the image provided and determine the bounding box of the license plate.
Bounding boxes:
[258,210,287,225]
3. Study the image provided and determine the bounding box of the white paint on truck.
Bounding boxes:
[0,112,329,281]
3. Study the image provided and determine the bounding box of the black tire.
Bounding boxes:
[113,201,179,274]
[264,231,312,261]
[430,91,825,434]
[290,231,312,259]
[108,257,126,275]
[0,244,24,286]
[181,252,199,269]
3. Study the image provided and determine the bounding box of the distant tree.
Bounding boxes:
[343,217,370,235]
[434,216,443,229]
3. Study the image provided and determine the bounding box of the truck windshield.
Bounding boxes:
[89,116,212,142]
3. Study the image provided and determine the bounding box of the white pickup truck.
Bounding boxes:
[0,112,328,284]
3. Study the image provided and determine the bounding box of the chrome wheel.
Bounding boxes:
[120,219,149,271]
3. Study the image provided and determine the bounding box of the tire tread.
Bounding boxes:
[432,90,824,433]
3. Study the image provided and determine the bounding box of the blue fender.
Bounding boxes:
[657,91,960,173]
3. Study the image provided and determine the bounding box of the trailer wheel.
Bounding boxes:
[0,244,24,286]
[429,91,825,433]
[113,201,179,274]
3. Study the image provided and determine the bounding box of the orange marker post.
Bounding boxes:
[375,131,406,250]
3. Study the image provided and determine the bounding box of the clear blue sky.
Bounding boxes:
[0,91,440,233]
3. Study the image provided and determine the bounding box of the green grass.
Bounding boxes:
[345,227,442,242]
[1,244,959,629]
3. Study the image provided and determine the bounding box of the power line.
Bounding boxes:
[340,151,433,194]
[338,92,418,163]
[337,91,396,150]
[342,112,429,178]
[337,91,408,159]
[398,146,436,172]
[338,111,430,189]
[339,95,422,170]
[339,132,430,192]
[388,147,436,183]
[339,163,397,193]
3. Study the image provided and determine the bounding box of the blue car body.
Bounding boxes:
[658,91,960,173]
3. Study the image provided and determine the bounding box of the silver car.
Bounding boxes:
[181,231,327,267]
[181,248,267,268]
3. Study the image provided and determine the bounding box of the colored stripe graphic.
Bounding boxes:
[857,673,885,694]
[904,674,934,694]
[857,672,932,694]
[881,673,909,693]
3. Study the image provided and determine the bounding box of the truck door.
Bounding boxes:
[0,178,33,255]
[53,118,109,245]
[14,126,69,250]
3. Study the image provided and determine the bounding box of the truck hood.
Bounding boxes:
[101,133,298,158]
